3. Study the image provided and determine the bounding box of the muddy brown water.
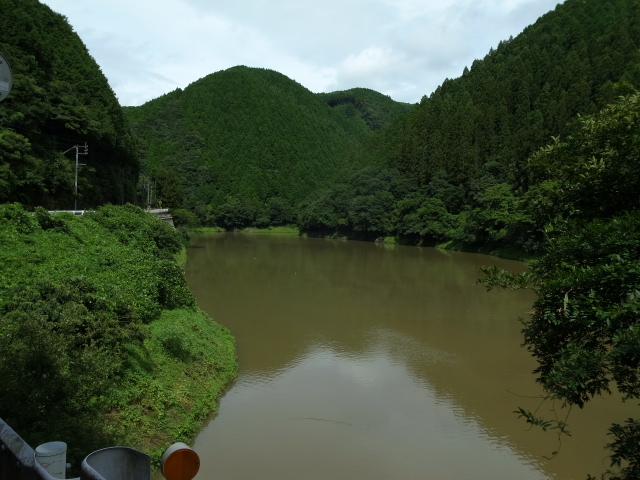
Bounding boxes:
[181,233,635,480]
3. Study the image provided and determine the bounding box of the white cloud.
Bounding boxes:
[329,45,419,99]
[40,0,565,106]
[341,46,404,80]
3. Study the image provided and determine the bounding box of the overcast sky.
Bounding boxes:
[40,0,564,107]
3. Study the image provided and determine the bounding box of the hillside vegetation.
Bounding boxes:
[482,91,640,480]
[0,204,237,465]
[318,87,414,131]
[0,0,138,209]
[300,0,640,250]
[2,0,640,476]
[0,0,236,468]
[124,67,412,228]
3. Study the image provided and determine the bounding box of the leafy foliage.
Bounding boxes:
[607,419,640,480]
[0,204,236,465]
[481,93,640,479]
[526,94,640,226]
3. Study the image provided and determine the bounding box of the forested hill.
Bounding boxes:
[378,0,640,187]
[124,66,412,228]
[318,87,413,131]
[0,0,138,209]
[300,0,640,249]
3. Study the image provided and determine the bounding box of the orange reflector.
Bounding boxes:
[161,443,200,480]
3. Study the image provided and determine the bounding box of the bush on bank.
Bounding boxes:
[0,203,237,466]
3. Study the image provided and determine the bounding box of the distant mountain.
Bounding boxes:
[124,66,412,226]
[318,87,414,131]
[0,0,138,209]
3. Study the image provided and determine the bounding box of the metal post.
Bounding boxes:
[74,145,79,211]
[74,143,88,211]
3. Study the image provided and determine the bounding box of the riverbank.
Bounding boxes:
[105,307,237,464]
[197,226,535,261]
[193,225,299,235]
[0,204,237,468]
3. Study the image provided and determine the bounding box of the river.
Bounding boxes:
[183,233,633,480]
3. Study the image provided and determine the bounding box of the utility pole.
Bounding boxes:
[61,142,88,210]
[74,142,88,211]
[145,177,151,209]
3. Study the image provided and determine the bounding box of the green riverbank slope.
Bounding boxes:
[0,203,237,466]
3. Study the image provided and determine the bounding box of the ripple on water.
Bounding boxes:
[193,339,551,480]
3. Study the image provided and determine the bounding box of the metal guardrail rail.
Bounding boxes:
[0,417,149,480]
[46,209,170,215]
[46,209,174,226]
[1,417,197,480]
[46,210,88,216]
[0,418,59,480]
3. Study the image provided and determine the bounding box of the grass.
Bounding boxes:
[104,308,237,466]
[191,227,225,233]
[173,245,188,269]
[0,205,238,470]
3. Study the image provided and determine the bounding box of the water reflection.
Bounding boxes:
[194,340,547,480]
[184,233,634,480]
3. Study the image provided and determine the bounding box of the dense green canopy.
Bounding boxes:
[482,92,640,480]
[0,0,138,209]
[124,67,412,227]
[2,0,640,475]
[298,0,640,250]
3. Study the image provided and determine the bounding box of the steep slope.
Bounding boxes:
[124,66,412,226]
[0,204,237,465]
[377,0,640,188]
[299,0,640,247]
[0,0,138,209]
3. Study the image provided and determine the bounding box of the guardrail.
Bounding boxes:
[145,209,169,214]
[0,418,198,480]
[46,210,87,216]
[46,209,170,215]
[0,418,58,480]
[45,209,174,226]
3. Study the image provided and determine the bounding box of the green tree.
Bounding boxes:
[171,208,199,228]
[265,196,296,226]
[215,196,257,230]
[348,190,396,236]
[0,0,138,208]
[396,196,454,244]
[298,185,351,234]
[473,183,530,244]
[482,94,640,479]
[155,169,185,209]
